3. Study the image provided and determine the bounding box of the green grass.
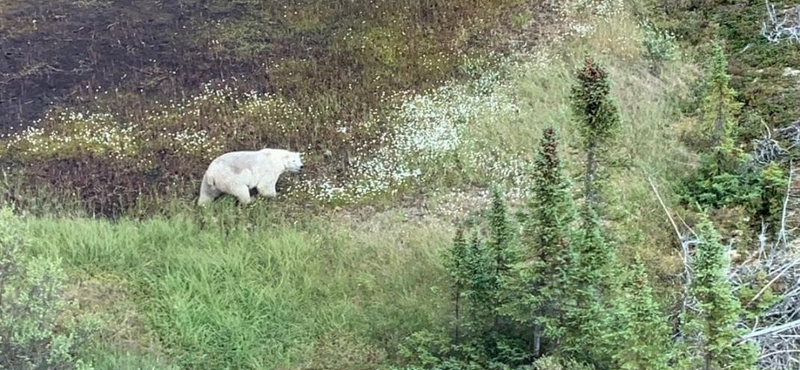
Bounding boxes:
[22,209,452,370]
[5,2,711,369]
[420,13,699,284]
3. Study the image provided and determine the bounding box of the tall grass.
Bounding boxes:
[7,2,707,368]
[414,11,700,290]
[22,209,452,369]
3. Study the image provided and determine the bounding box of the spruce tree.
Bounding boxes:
[488,186,515,279]
[571,56,621,209]
[463,231,495,336]
[487,185,516,329]
[445,226,470,345]
[506,127,576,357]
[560,207,616,365]
[614,254,672,370]
[573,206,614,288]
[686,215,759,370]
[700,42,742,151]
[565,56,624,368]
[527,128,577,257]
[680,42,765,215]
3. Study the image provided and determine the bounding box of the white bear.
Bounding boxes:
[197,148,304,206]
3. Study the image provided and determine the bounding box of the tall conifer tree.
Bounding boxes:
[563,56,624,368]
[571,56,621,210]
[487,185,516,330]
[505,127,576,357]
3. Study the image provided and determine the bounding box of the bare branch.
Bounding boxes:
[776,120,800,148]
[646,174,682,243]
[740,319,800,341]
[761,0,800,44]
[746,256,800,309]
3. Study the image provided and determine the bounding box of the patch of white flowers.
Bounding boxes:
[541,0,627,44]
[1,112,138,159]
[0,80,303,164]
[2,2,626,207]
[0,50,548,206]
[167,128,225,158]
[294,56,529,204]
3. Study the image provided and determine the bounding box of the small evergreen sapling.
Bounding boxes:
[445,226,470,345]
[700,42,743,150]
[685,215,759,370]
[487,185,517,329]
[613,254,672,370]
[680,42,789,226]
[463,231,495,336]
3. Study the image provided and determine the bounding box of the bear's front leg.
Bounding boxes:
[256,177,278,198]
[230,185,253,205]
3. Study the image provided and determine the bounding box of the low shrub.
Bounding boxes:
[0,206,101,369]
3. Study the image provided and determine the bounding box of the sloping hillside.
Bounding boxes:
[0,0,561,217]
[2,1,800,369]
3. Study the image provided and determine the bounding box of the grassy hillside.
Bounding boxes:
[21,208,453,369]
[0,0,549,218]
[4,0,797,369]
[0,0,528,129]
[1,1,716,367]
[653,0,800,134]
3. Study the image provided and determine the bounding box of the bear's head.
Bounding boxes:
[283,151,304,173]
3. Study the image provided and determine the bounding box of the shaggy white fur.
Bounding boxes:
[197,148,304,206]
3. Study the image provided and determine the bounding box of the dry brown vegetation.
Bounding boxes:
[0,0,561,217]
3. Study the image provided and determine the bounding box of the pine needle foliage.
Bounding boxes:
[613,254,672,370]
[565,207,617,368]
[572,206,615,289]
[463,231,496,337]
[684,215,759,370]
[445,226,470,345]
[679,42,787,226]
[570,57,622,209]
[566,57,624,368]
[700,42,743,151]
[487,185,519,336]
[488,185,517,308]
[526,128,577,260]
[506,128,575,357]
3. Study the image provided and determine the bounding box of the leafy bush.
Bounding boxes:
[0,206,100,370]
[639,19,679,74]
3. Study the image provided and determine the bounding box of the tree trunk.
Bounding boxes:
[533,322,542,358]
[585,139,597,208]
[454,291,461,345]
